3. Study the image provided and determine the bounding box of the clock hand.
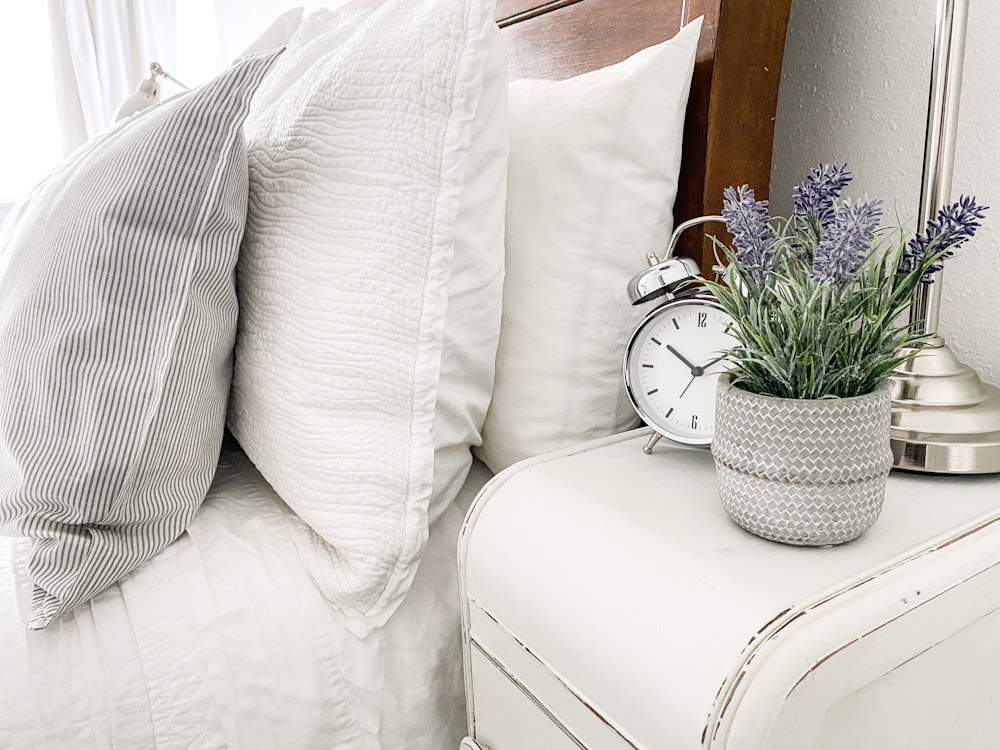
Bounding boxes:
[679,374,697,399]
[665,345,703,376]
[679,355,728,401]
[701,355,727,370]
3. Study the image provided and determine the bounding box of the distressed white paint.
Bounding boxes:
[459,431,1000,749]
[771,0,1000,384]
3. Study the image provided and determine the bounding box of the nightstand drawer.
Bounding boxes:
[468,599,637,750]
[469,646,583,750]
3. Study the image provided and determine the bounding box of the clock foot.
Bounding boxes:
[643,433,662,454]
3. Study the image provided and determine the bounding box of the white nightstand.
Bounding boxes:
[458,429,1000,750]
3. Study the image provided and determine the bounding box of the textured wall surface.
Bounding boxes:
[771,0,999,384]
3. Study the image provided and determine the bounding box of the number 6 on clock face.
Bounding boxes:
[623,297,736,446]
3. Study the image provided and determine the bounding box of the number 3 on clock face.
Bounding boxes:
[623,298,736,446]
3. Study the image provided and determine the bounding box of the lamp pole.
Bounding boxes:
[908,0,969,342]
[889,0,1000,474]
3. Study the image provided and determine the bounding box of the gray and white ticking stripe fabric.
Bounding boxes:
[0,50,280,629]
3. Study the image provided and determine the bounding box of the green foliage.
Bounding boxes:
[700,227,949,400]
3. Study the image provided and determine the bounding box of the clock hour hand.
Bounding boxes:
[665,345,703,376]
[678,354,728,400]
[701,354,727,371]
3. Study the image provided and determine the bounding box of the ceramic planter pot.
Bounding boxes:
[712,374,893,546]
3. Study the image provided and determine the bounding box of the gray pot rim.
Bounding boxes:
[718,372,891,406]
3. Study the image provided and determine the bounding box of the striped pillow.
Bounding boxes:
[0,50,280,629]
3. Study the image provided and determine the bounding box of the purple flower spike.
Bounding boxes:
[722,184,775,286]
[902,195,989,282]
[794,162,853,228]
[811,197,883,283]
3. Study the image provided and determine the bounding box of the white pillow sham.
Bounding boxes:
[477,18,703,473]
[227,0,505,635]
[236,6,304,57]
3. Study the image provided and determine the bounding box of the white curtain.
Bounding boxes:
[47,0,178,155]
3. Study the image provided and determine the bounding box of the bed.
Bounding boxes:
[0,0,789,748]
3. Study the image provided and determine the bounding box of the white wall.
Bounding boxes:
[771,0,1000,385]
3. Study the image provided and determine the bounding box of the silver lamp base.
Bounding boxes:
[890,338,1000,474]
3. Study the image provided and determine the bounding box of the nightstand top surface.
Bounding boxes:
[461,429,1000,747]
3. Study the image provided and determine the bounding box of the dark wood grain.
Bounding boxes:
[692,0,791,275]
[498,0,791,276]
[495,0,583,24]
[500,0,684,81]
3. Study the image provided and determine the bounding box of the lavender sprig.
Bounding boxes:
[811,197,883,283]
[722,184,775,286]
[902,195,989,283]
[793,162,853,228]
[703,162,990,400]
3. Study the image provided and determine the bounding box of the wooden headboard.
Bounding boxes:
[497,0,791,275]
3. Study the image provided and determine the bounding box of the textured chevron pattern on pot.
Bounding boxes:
[712,376,892,546]
[716,469,886,545]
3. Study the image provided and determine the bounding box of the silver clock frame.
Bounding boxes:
[624,214,731,454]
[623,291,731,451]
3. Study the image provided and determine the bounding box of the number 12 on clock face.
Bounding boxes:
[623,298,737,446]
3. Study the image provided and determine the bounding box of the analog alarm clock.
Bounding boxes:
[623,216,737,453]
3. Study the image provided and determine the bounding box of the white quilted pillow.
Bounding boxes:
[236,6,304,57]
[431,20,506,525]
[477,19,702,472]
[228,0,503,634]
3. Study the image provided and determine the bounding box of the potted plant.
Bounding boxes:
[704,163,987,545]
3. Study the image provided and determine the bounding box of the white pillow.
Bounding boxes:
[227,0,504,635]
[476,18,702,473]
[236,6,304,57]
[431,21,506,525]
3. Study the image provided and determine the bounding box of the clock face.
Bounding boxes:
[624,298,737,445]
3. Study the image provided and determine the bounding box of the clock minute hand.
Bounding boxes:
[665,345,703,376]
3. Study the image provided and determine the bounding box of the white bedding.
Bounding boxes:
[0,438,490,749]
